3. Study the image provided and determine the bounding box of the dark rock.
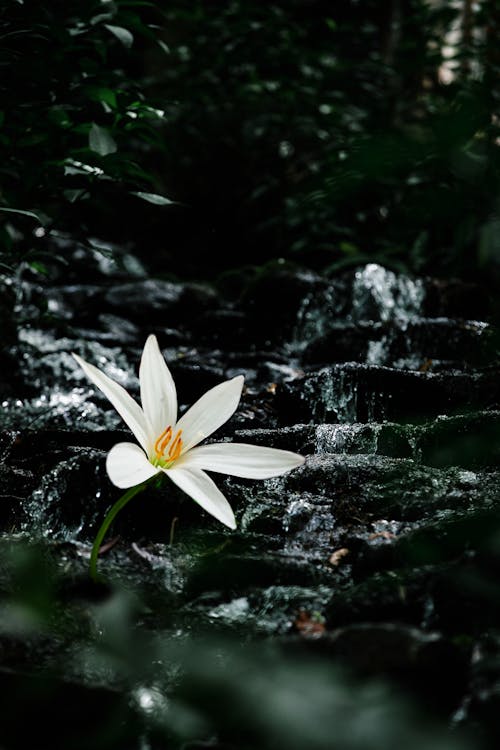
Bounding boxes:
[0,278,17,347]
[381,318,496,370]
[353,507,500,574]
[419,411,500,469]
[325,566,436,628]
[233,425,317,454]
[303,322,385,364]
[170,359,227,405]
[191,308,249,349]
[239,265,333,345]
[0,465,37,526]
[424,277,491,320]
[303,318,497,371]
[276,364,500,424]
[102,279,217,327]
[21,448,111,541]
[43,284,103,325]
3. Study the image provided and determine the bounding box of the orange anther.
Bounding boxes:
[168,429,183,462]
[160,426,173,453]
[154,426,172,457]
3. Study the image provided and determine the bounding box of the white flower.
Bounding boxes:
[72,335,304,529]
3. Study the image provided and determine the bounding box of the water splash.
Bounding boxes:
[352,264,425,324]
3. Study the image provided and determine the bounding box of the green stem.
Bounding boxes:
[89,480,151,581]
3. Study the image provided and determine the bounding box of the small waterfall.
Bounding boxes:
[351,264,425,324]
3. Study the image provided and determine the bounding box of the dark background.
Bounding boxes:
[1,0,499,302]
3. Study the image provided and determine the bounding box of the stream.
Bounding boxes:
[1,258,499,749]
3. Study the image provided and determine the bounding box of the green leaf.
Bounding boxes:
[131,191,175,206]
[0,207,49,226]
[86,86,118,109]
[63,189,90,203]
[157,39,170,55]
[88,123,117,156]
[28,260,49,276]
[104,24,134,48]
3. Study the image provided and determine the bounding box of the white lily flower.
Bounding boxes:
[72,335,304,529]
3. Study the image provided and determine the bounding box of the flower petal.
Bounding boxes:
[179,442,305,479]
[106,442,159,489]
[139,334,177,440]
[166,466,236,529]
[73,353,152,453]
[175,375,244,453]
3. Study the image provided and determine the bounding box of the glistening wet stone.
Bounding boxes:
[2,261,499,749]
[276,363,500,424]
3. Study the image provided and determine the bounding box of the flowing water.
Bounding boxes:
[1,261,499,749]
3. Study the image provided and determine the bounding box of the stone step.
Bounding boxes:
[302,318,495,371]
[276,363,500,424]
[235,410,500,469]
[223,453,500,524]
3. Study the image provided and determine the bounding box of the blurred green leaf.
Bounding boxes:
[85,86,118,109]
[88,123,117,156]
[104,24,134,48]
[0,207,49,226]
[131,191,175,205]
[28,260,49,275]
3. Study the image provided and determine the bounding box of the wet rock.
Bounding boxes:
[302,322,385,364]
[0,347,27,399]
[424,277,491,320]
[185,549,322,597]
[0,465,37,526]
[3,260,500,749]
[73,314,140,345]
[353,506,500,575]
[239,265,333,345]
[238,413,500,469]
[325,566,436,628]
[233,425,317,454]
[102,279,217,327]
[419,411,500,469]
[22,448,111,541]
[0,277,17,347]
[278,454,500,521]
[169,359,227,405]
[191,308,249,349]
[42,284,104,325]
[276,364,500,424]
[381,318,496,370]
[303,318,496,371]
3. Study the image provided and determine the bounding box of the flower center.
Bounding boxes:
[153,425,183,467]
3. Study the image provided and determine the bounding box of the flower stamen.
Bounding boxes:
[168,429,183,461]
[155,426,172,458]
[154,426,182,464]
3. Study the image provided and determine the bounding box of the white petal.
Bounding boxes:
[106,442,159,489]
[139,334,178,440]
[175,375,244,453]
[73,353,152,453]
[166,466,236,529]
[179,442,305,479]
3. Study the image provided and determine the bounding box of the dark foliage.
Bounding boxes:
[1,1,500,307]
